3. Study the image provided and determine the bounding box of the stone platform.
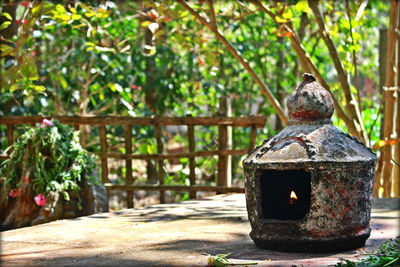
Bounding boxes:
[1,194,399,266]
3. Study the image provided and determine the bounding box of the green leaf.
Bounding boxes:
[295,0,312,14]
[85,11,96,18]
[0,21,11,31]
[0,44,15,57]
[71,14,82,20]
[58,75,68,89]
[282,8,293,20]
[141,21,151,27]
[55,4,66,14]
[340,20,350,31]
[0,12,12,20]
[108,82,116,92]
[275,16,289,23]
[59,14,71,21]
[30,85,46,92]
[146,144,153,154]
[32,4,42,18]
[350,84,357,95]
[85,42,95,47]
[10,84,19,92]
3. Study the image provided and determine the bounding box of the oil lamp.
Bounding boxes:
[243,73,377,252]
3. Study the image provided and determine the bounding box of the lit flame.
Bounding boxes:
[290,190,298,200]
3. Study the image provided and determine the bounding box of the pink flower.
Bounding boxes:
[34,194,46,206]
[22,2,30,7]
[131,84,137,89]
[41,119,53,127]
[9,189,19,198]
[138,86,142,90]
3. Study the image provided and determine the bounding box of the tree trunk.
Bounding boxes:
[381,0,399,198]
[393,6,400,197]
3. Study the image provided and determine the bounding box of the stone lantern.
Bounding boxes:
[243,73,377,252]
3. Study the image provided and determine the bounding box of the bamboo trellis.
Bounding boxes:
[0,115,266,208]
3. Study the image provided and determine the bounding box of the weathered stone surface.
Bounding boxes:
[243,73,377,252]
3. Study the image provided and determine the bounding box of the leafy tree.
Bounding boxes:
[156,0,396,197]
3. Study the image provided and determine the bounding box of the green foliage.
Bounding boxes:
[0,119,97,203]
[336,238,400,267]
[0,2,52,109]
[206,253,258,266]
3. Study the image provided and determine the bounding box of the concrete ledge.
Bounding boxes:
[1,194,399,266]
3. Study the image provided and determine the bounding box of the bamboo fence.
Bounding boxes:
[0,115,266,208]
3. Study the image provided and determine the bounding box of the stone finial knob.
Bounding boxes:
[286,73,334,123]
[302,73,316,83]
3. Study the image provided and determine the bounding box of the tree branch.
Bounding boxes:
[345,0,362,111]
[308,0,366,142]
[177,0,288,125]
[298,12,309,41]
[248,0,361,138]
[207,0,217,31]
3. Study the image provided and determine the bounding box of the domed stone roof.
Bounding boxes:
[243,73,376,164]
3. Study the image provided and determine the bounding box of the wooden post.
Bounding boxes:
[155,124,165,203]
[217,96,232,192]
[6,124,14,154]
[99,125,109,210]
[99,125,108,183]
[249,124,257,152]
[187,123,196,199]
[125,124,134,208]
